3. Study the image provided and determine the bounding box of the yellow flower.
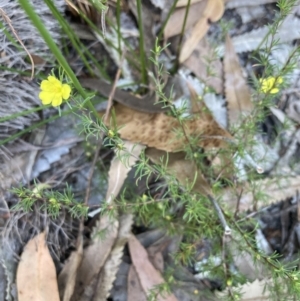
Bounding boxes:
[259,76,283,94]
[39,75,71,107]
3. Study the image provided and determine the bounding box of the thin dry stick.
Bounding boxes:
[101,5,108,39]
[0,8,35,79]
[104,49,127,123]
[207,194,231,236]
[81,49,127,220]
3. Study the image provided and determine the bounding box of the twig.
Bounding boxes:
[104,49,127,123]
[83,140,102,206]
[0,8,35,79]
[207,194,231,236]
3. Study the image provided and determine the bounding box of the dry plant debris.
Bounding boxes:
[16,232,60,301]
[128,234,178,301]
[4,1,300,301]
[179,0,224,63]
[101,102,232,152]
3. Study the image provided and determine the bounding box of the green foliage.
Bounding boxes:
[12,185,88,219]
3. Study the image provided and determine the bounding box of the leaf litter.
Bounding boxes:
[4,1,300,301]
[16,232,60,301]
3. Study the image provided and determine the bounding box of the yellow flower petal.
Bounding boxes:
[51,94,63,107]
[259,76,283,94]
[39,75,71,107]
[47,75,60,84]
[40,79,54,91]
[62,84,71,100]
[39,91,55,105]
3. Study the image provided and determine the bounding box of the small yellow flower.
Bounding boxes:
[259,76,283,94]
[39,75,71,107]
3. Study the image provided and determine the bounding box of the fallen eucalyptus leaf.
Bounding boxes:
[164,1,207,39]
[180,0,224,62]
[127,265,147,301]
[106,142,145,204]
[128,234,179,301]
[103,103,232,152]
[16,232,59,301]
[58,236,83,301]
[94,214,134,300]
[74,141,144,300]
[72,216,119,300]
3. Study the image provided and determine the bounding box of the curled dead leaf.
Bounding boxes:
[180,0,224,63]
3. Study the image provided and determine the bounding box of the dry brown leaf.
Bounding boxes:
[73,141,144,300]
[94,214,134,300]
[141,83,233,188]
[222,175,300,212]
[147,242,168,273]
[58,236,83,301]
[183,38,223,93]
[127,265,147,301]
[106,141,145,204]
[104,103,232,152]
[164,1,207,40]
[128,234,179,301]
[180,0,224,63]
[17,232,59,301]
[146,148,212,196]
[224,34,252,126]
[72,216,119,300]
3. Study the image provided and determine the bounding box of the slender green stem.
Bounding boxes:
[0,106,46,123]
[116,0,122,56]
[175,0,191,71]
[156,0,179,41]
[18,0,99,119]
[44,0,108,79]
[0,110,71,146]
[44,0,94,75]
[136,0,147,85]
